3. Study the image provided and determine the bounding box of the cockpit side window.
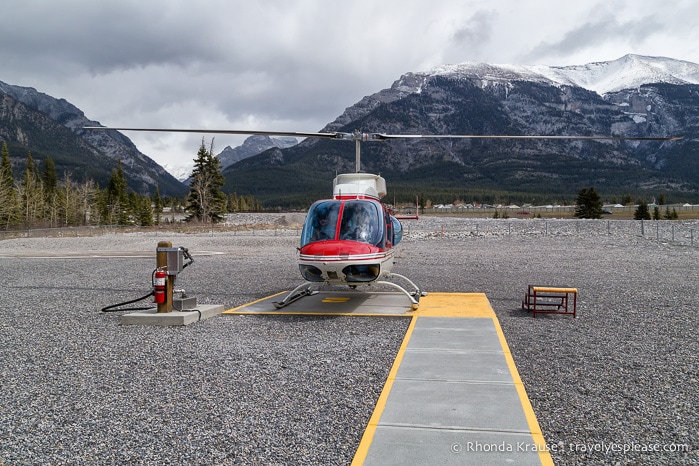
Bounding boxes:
[339,200,383,246]
[301,201,341,246]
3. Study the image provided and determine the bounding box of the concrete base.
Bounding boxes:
[120,304,224,326]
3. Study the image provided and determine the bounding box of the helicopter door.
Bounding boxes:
[391,216,403,245]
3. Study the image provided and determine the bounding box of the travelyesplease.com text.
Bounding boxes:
[451,441,690,454]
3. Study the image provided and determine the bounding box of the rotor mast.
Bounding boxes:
[350,130,370,173]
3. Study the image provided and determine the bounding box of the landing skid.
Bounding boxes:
[272,273,426,310]
[272,282,318,309]
[377,272,427,310]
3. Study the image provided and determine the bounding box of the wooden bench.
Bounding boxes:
[522,285,577,318]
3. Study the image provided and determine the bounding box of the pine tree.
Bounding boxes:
[105,160,130,225]
[574,187,603,219]
[153,185,163,225]
[185,138,227,223]
[20,152,44,227]
[137,195,154,226]
[42,156,59,226]
[634,200,651,220]
[0,142,21,228]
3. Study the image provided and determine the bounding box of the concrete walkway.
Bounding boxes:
[225,291,553,465]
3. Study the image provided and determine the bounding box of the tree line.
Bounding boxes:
[0,140,262,230]
[574,187,679,220]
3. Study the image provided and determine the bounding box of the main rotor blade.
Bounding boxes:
[83,127,348,140]
[83,127,682,142]
[372,133,682,141]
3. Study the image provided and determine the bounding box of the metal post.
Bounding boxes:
[156,240,173,313]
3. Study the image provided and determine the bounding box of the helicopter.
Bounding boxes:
[84,126,680,309]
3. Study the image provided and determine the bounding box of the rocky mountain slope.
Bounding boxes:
[223,55,699,207]
[2,54,699,207]
[0,81,187,196]
[218,135,298,169]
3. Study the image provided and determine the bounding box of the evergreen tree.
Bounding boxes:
[574,187,603,219]
[0,142,21,228]
[137,195,154,226]
[634,200,652,220]
[105,160,130,225]
[663,207,679,220]
[20,152,44,226]
[185,139,227,223]
[42,156,59,226]
[42,156,58,197]
[153,185,163,225]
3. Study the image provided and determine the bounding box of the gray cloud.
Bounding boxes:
[522,15,664,63]
[450,10,497,53]
[1,0,698,168]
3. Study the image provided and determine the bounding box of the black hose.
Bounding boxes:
[101,290,155,313]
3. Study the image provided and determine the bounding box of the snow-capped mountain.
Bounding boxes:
[422,54,699,96]
[162,162,194,182]
[227,54,699,206]
[4,53,699,207]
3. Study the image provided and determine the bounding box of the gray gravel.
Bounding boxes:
[1,215,698,465]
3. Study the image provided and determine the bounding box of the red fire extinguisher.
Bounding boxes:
[154,269,167,304]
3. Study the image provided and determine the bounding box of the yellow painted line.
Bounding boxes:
[352,314,418,466]
[227,311,410,317]
[221,291,286,314]
[492,315,554,466]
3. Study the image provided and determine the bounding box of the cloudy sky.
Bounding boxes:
[3,0,699,171]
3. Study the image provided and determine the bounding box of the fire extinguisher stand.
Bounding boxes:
[156,240,174,313]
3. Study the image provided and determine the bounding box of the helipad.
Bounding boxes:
[224,292,553,465]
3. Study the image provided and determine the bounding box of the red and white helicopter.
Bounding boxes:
[85,126,679,309]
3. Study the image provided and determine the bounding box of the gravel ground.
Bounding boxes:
[1,215,697,465]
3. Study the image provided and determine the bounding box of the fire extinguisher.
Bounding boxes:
[154,269,167,304]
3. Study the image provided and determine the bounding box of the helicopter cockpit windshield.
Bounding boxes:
[303,201,340,242]
[301,199,384,247]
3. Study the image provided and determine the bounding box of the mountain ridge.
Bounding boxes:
[424,54,699,95]
[0,80,187,196]
[2,54,698,206]
[222,55,699,207]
